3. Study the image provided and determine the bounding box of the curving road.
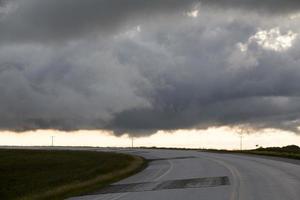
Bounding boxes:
[70,149,300,200]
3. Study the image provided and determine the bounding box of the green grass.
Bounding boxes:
[201,145,300,160]
[236,150,300,160]
[0,149,146,200]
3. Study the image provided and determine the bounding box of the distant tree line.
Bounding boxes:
[256,145,300,153]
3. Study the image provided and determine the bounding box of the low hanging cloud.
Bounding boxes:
[1,0,300,135]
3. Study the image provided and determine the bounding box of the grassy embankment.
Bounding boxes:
[240,145,300,160]
[0,149,146,200]
[203,145,300,160]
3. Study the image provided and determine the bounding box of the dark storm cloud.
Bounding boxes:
[0,0,197,43]
[1,0,299,44]
[1,0,300,135]
[107,29,300,135]
[201,0,300,14]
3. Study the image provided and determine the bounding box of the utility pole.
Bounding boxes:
[51,136,54,147]
[131,137,134,148]
[236,125,253,151]
[240,134,243,151]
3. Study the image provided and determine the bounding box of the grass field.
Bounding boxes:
[239,150,300,160]
[202,145,300,160]
[0,149,146,200]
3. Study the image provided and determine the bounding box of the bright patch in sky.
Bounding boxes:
[289,13,300,20]
[187,10,199,18]
[0,129,299,150]
[239,27,297,52]
[119,25,142,39]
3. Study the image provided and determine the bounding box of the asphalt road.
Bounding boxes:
[70,149,300,200]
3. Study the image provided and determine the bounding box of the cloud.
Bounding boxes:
[200,0,300,15]
[0,0,197,43]
[107,20,300,135]
[0,1,300,135]
[1,0,299,44]
[237,27,298,53]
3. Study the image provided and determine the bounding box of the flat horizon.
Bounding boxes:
[1,128,299,150]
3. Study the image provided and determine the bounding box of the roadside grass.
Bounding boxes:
[201,145,300,160]
[0,149,146,200]
[236,150,300,160]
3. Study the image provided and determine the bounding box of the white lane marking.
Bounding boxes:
[94,157,174,200]
[153,160,174,181]
[198,154,241,200]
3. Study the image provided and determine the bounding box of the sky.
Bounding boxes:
[1,129,300,150]
[1,0,300,148]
